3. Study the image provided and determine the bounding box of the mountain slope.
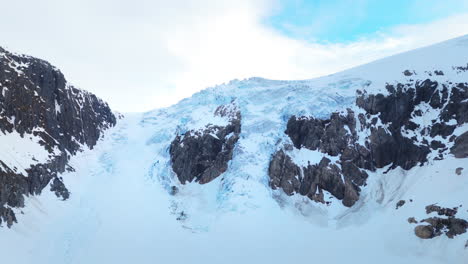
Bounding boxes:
[0,47,116,227]
[1,36,468,264]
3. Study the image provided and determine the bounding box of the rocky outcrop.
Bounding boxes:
[396,200,406,209]
[170,104,241,184]
[425,204,458,217]
[269,77,468,207]
[415,225,435,239]
[417,217,468,239]
[269,150,363,207]
[0,47,116,227]
[451,132,468,158]
[412,205,468,239]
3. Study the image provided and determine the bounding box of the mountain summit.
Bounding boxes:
[1,36,468,264]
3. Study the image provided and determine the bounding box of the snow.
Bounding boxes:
[288,146,339,167]
[0,130,56,175]
[1,35,468,263]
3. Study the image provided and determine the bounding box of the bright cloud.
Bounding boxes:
[1,0,467,112]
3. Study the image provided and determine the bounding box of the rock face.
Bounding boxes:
[451,132,468,158]
[269,78,468,207]
[0,47,116,227]
[170,104,241,184]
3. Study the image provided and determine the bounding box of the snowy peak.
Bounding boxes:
[0,35,468,264]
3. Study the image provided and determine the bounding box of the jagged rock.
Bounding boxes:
[396,200,406,209]
[0,47,116,226]
[415,225,435,239]
[268,150,302,196]
[456,167,464,175]
[50,177,70,200]
[421,217,468,238]
[0,207,17,228]
[408,217,418,224]
[170,105,241,184]
[425,204,458,217]
[270,78,468,208]
[269,152,362,207]
[451,132,468,158]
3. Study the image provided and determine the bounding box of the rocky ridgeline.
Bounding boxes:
[0,47,116,227]
[170,103,241,184]
[269,77,468,207]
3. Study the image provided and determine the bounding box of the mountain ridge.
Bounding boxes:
[0,35,467,263]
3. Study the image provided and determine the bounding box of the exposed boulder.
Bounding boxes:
[415,225,435,239]
[456,167,464,175]
[396,200,406,209]
[170,104,241,184]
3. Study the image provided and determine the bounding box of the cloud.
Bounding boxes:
[0,0,467,112]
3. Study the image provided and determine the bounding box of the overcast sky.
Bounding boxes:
[1,0,468,112]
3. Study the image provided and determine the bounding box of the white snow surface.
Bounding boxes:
[0,129,58,175]
[1,35,468,264]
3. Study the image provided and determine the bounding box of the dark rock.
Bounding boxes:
[271,78,468,208]
[456,167,464,175]
[0,207,17,228]
[285,117,325,150]
[403,70,415,76]
[451,132,468,158]
[421,217,468,238]
[434,70,444,76]
[170,186,179,196]
[425,204,458,217]
[0,47,116,226]
[430,140,445,150]
[408,217,418,224]
[50,177,70,200]
[269,152,361,207]
[396,200,406,209]
[170,104,241,184]
[414,225,434,239]
[454,64,468,72]
[176,211,188,221]
[268,150,302,196]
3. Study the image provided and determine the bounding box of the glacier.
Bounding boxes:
[1,36,468,264]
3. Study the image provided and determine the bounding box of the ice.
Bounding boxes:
[1,35,468,264]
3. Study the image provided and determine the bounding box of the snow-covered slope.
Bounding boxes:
[1,36,468,264]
